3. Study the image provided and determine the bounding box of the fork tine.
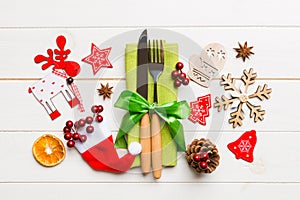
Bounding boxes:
[148,40,151,62]
[160,40,164,64]
[156,40,159,63]
[152,40,155,63]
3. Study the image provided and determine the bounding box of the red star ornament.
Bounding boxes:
[188,94,211,125]
[227,130,257,163]
[82,43,113,75]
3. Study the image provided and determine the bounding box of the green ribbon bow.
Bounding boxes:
[114,90,190,152]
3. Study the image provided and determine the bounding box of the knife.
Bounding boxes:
[137,29,151,174]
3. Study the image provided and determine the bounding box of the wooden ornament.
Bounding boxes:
[214,68,272,128]
[188,43,226,88]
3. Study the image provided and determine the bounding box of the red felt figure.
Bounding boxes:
[28,35,85,120]
[63,105,142,173]
[189,94,211,125]
[227,130,257,163]
[82,43,113,75]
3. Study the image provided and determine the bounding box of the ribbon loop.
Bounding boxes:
[114,90,190,152]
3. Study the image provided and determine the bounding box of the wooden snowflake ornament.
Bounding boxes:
[214,68,272,128]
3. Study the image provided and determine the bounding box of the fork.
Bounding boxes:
[149,40,164,179]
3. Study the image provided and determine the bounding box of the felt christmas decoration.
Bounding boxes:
[188,43,226,88]
[227,130,257,163]
[189,94,212,126]
[28,35,84,120]
[63,105,142,173]
[82,43,113,75]
[186,138,220,173]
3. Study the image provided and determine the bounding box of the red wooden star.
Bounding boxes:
[82,43,113,75]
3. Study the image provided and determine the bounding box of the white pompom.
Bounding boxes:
[128,142,142,155]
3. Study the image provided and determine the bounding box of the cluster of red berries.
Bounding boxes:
[63,105,104,148]
[192,151,209,169]
[172,62,189,87]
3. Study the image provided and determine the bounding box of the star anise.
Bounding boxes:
[233,42,254,62]
[97,83,113,100]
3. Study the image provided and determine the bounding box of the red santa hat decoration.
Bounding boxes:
[63,105,141,173]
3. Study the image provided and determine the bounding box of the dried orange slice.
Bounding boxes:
[32,134,66,167]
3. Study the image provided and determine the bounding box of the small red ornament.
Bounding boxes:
[72,133,80,140]
[174,79,181,87]
[64,132,72,140]
[172,62,189,87]
[74,121,79,129]
[183,78,189,85]
[176,62,184,70]
[78,119,86,127]
[86,116,93,124]
[63,126,71,133]
[86,125,94,133]
[200,152,209,161]
[97,105,104,113]
[91,105,99,113]
[200,161,208,169]
[96,115,103,122]
[67,140,75,148]
[193,154,201,162]
[80,135,87,143]
[227,130,257,163]
[66,120,73,128]
[189,94,212,126]
[172,70,179,79]
[179,73,186,80]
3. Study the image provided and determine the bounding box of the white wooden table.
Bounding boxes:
[0,1,299,199]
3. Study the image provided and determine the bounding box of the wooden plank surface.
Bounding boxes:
[1,0,300,199]
[0,131,299,183]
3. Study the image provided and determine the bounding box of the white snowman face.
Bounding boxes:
[188,43,226,88]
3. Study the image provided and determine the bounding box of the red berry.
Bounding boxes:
[67,140,75,148]
[97,105,104,113]
[86,125,94,133]
[200,161,208,169]
[80,135,87,143]
[96,115,103,122]
[64,132,72,140]
[171,70,179,79]
[183,78,189,85]
[91,105,99,113]
[200,152,209,161]
[78,119,86,127]
[176,62,184,70]
[193,154,201,162]
[72,133,80,140]
[66,120,73,128]
[179,73,186,80]
[174,79,181,87]
[63,126,71,133]
[85,116,93,124]
[74,121,79,129]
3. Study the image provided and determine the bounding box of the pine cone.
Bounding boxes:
[186,138,220,173]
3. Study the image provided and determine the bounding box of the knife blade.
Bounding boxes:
[137,29,151,174]
[137,29,148,99]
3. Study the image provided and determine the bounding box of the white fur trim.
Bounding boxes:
[128,142,142,155]
[75,120,111,153]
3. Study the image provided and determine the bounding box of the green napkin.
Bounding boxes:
[125,42,178,167]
